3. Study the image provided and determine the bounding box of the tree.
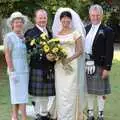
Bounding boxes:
[0,0,119,24]
[0,0,119,36]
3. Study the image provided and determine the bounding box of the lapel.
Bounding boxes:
[46,27,52,39]
[34,26,42,34]
[86,23,105,52]
[31,26,43,39]
[86,24,92,35]
[34,26,52,39]
[92,24,104,49]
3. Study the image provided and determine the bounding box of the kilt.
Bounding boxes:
[86,66,111,95]
[29,68,55,96]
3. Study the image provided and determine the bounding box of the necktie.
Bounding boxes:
[91,25,95,31]
[43,28,46,33]
[43,28,48,36]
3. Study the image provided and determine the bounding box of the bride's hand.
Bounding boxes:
[62,58,71,65]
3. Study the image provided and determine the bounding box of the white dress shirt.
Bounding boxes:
[36,24,48,36]
[85,23,101,54]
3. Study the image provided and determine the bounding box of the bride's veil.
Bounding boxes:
[52,7,87,112]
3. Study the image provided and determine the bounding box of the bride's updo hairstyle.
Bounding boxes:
[60,11,72,20]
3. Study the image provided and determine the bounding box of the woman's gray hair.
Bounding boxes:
[7,11,28,29]
[89,4,103,15]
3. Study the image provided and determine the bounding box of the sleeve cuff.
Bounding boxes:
[103,65,112,71]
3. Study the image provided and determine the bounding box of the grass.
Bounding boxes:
[98,60,120,120]
[0,50,120,120]
[0,51,33,120]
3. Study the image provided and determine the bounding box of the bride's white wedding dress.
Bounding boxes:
[55,31,82,120]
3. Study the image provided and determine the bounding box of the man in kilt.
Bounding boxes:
[24,9,56,120]
[85,4,114,120]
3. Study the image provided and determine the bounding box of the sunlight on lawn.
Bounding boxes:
[0,45,4,51]
[114,51,120,61]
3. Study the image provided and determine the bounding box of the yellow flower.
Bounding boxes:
[43,42,47,45]
[48,38,60,43]
[40,41,47,45]
[40,41,43,45]
[52,47,59,53]
[40,33,47,40]
[57,44,61,47]
[58,45,63,50]
[61,48,66,54]
[30,39,36,46]
[43,45,50,53]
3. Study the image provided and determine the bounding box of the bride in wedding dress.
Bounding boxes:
[52,8,86,120]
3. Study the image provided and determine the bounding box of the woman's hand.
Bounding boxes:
[9,67,14,72]
[10,72,19,84]
[46,53,56,62]
[62,58,72,65]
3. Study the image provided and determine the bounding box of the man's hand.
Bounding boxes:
[46,53,55,62]
[102,69,109,80]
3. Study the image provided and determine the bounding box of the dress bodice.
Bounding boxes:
[56,31,81,58]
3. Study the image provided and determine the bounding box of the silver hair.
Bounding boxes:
[89,4,103,15]
[11,17,25,24]
[35,9,48,17]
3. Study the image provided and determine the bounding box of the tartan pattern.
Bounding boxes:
[86,66,111,95]
[29,68,55,96]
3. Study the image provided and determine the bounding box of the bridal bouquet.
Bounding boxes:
[27,33,67,61]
